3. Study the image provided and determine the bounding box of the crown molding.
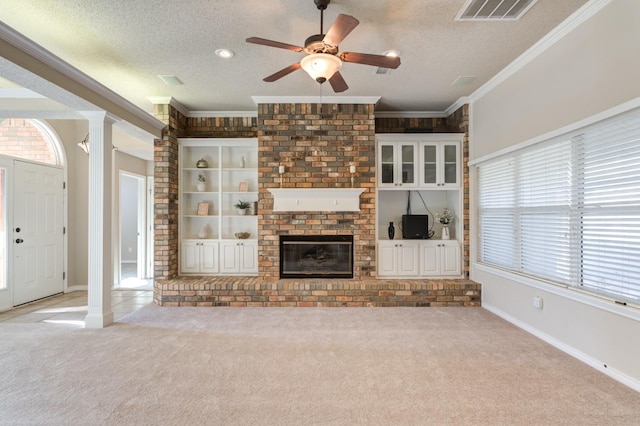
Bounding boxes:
[147,96,190,118]
[251,95,381,105]
[468,0,613,104]
[0,21,164,136]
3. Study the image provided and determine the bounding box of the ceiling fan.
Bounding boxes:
[246,0,401,93]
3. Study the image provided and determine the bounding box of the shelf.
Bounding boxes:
[268,188,365,212]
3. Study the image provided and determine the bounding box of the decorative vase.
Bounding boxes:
[196,182,206,192]
[388,222,395,240]
[441,225,450,240]
[198,227,207,239]
[196,158,208,168]
[240,156,246,168]
[237,209,247,216]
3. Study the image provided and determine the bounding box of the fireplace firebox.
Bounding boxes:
[279,235,354,278]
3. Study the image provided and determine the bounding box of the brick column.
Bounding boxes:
[152,104,185,286]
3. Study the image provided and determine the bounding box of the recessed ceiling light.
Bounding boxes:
[383,50,401,57]
[215,48,235,58]
[158,75,183,86]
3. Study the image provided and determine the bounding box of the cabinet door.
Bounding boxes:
[377,242,398,276]
[420,242,440,275]
[219,242,239,273]
[440,241,461,276]
[239,242,258,274]
[378,143,396,187]
[420,142,439,186]
[181,242,201,273]
[200,242,219,274]
[397,243,419,276]
[399,143,417,187]
[441,142,460,188]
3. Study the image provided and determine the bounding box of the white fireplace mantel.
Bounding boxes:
[268,188,365,212]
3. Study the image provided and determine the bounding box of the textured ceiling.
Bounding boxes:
[0,0,588,115]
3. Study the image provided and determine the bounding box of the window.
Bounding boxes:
[478,107,640,303]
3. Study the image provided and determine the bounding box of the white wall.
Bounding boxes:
[470,0,640,390]
[120,174,138,263]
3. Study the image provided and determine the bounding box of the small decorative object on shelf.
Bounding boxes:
[252,201,258,215]
[388,221,395,240]
[234,200,251,215]
[436,208,456,240]
[238,180,249,192]
[240,156,246,168]
[197,172,206,192]
[278,165,285,188]
[198,226,207,239]
[196,158,208,168]
[197,202,209,216]
[235,232,251,239]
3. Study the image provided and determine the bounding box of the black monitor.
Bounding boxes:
[402,215,430,239]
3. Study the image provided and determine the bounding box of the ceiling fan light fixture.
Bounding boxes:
[300,53,342,83]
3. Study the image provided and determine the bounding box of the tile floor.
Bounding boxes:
[0,290,153,326]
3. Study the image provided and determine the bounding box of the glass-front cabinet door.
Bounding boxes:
[441,142,459,187]
[378,142,417,188]
[419,141,459,188]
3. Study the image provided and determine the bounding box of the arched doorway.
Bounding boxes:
[0,119,66,310]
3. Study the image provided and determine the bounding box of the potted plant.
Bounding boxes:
[234,200,251,215]
[196,173,206,192]
[436,208,455,240]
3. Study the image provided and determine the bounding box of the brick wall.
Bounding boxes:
[446,104,470,276]
[182,117,257,138]
[257,103,377,280]
[153,104,184,283]
[0,119,57,164]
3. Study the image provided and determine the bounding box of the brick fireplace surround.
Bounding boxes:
[153,102,480,307]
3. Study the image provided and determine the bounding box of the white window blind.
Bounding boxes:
[478,107,640,303]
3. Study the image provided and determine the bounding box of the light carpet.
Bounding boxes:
[1,306,639,425]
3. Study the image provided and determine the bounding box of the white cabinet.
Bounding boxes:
[420,240,461,276]
[419,141,460,188]
[220,240,258,274]
[377,241,420,277]
[181,241,219,274]
[377,141,418,188]
[179,138,258,275]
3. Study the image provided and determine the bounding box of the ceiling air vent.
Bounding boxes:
[455,0,537,21]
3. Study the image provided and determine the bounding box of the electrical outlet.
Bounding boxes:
[533,296,543,310]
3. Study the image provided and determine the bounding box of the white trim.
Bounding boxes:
[469,97,640,166]
[66,285,88,292]
[268,188,365,212]
[0,22,165,134]
[376,133,464,142]
[251,96,381,105]
[482,302,640,392]
[0,88,46,99]
[475,263,640,321]
[467,0,613,104]
[444,97,470,116]
[147,96,190,118]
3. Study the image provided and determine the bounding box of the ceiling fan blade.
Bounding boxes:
[246,37,303,52]
[323,14,359,47]
[328,71,348,93]
[340,52,401,69]
[263,62,302,82]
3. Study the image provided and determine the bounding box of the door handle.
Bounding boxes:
[15,238,23,244]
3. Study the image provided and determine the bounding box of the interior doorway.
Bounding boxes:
[118,172,151,290]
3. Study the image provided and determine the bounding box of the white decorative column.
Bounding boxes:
[82,111,115,328]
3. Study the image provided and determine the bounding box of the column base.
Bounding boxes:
[84,311,114,328]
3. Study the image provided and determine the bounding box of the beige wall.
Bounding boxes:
[470,0,640,389]
[471,0,640,160]
[47,119,151,288]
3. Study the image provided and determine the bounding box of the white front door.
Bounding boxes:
[13,160,64,306]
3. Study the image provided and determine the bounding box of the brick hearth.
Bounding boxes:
[154,278,481,307]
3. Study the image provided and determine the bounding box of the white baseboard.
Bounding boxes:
[482,303,640,393]
[65,285,87,292]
